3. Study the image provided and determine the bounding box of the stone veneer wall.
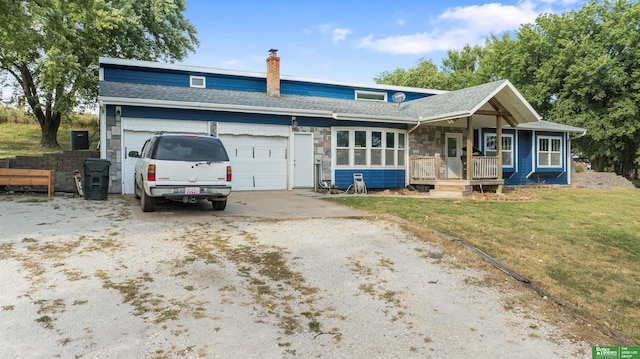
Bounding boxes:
[408,126,466,157]
[104,112,122,193]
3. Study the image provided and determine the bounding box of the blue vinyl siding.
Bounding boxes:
[281,81,435,101]
[504,130,569,186]
[505,130,533,186]
[119,105,294,125]
[104,65,266,92]
[530,131,568,185]
[103,64,437,101]
[104,66,188,87]
[282,81,356,99]
[334,169,405,189]
[208,75,264,92]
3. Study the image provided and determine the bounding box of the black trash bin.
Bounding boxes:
[71,130,89,150]
[83,158,111,200]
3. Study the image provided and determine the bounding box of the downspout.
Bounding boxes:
[408,117,423,133]
[99,101,107,159]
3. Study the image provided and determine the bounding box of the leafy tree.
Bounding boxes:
[374,58,449,90]
[484,0,640,177]
[375,45,487,91]
[441,44,488,90]
[0,0,198,148]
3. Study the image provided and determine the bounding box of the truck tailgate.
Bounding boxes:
[154,160,228,185]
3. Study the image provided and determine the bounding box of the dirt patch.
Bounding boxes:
[368,187,540,201]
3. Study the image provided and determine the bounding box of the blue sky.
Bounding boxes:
[182,0,588,85]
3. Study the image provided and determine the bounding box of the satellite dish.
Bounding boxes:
[391,92,406,108]
[392,92,406,103]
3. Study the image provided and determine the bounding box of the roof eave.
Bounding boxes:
[99,96,333,118]
[418,111,473,124]
[99,96,417,123]
[331,112,417,124]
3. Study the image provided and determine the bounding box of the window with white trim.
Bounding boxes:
[336,130,350,166]
[484,133,514,167]
[355,90,387,102]
[538,136,562,167]
[190,76,206,88]
[333,128,406,167]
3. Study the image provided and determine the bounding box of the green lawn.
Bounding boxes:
[0,122,99,158]
[326,187,640,344]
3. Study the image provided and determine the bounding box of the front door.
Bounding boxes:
[445,133,463,179]
[293,133,313,188]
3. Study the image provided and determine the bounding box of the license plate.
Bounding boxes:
[185,187,200,195]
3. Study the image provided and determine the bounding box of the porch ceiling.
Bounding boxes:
[402,80,541,130]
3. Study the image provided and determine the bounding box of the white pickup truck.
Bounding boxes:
[128,134,232,212]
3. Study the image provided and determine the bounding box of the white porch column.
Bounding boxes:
[466,117,473,180]
[496,116,504,194]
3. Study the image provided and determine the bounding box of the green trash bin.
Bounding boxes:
[83,158,111,200]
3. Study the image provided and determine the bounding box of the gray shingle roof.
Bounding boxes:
[515,120,586,133]
[99,79,578,133]
[401,81,507,118]
[400,80,541,125]
[99,81,416,122]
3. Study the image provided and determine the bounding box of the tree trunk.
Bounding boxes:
[17,62,62,149]
[38,112,61,148]
[592,156,607,172]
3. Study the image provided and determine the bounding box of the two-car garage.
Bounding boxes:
[121,119,297,194]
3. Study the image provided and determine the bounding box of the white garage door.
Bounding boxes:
[220,135,288,190]
[121,118,210,194]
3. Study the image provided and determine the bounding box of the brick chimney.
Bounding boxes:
[266,49,280,97]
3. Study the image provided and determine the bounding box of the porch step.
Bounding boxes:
[429,190,466,198]
[429,184,472,198]
[435,184,470,192]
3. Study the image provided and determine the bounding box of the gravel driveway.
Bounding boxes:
[0,193,601,358]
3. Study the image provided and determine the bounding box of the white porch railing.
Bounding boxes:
[409,155,438,180]
[409,155,499,180]
[472,156,499,179]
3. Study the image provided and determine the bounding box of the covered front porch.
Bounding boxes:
[400,80,540,196]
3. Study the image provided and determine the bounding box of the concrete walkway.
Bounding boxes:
[129,189,370,220]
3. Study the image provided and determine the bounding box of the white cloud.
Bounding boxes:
[396,18,406,26]
[439,2,538,31]
[332,28,352,43]
[357,2,542,55]
[317,24,352,44]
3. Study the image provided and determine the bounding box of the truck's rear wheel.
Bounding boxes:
[141,190,156,212]
[211,199,227,211]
